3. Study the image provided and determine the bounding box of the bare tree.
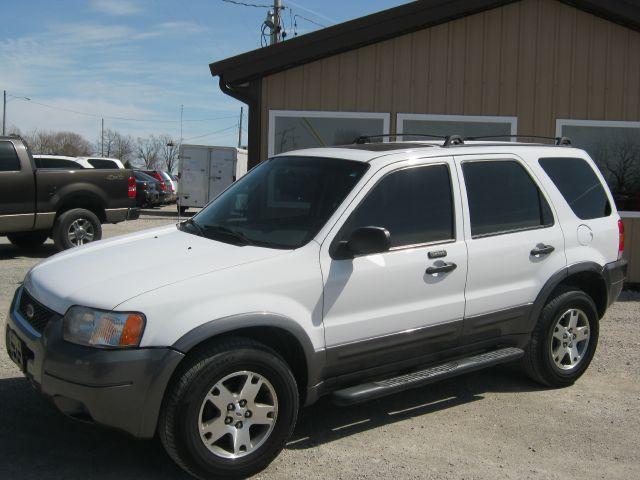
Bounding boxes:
[595,136,640,195]
[97,129,135,163]
[159,134,179,173]
[136,135,161,169]
[22,129,92,156]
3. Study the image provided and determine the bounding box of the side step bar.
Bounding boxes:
[331,347,524,406]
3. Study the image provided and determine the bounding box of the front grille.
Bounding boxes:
[19,289,56,334]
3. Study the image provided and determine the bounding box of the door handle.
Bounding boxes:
[425,262,457,275]
[530,244,555,256]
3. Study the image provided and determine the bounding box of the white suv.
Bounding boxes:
[6,137,627,479]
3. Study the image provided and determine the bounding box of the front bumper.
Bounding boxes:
[5,286,183,438]
[603,258,628,307]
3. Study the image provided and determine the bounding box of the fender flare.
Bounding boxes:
[171,312,325,388]
[525,261,607,331]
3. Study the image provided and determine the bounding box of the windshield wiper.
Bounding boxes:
[203,224,254,246]
[179,217,206,237]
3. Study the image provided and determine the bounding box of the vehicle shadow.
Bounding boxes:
[0,377,190,480]
[0,366,545,479]
[287,365,546,450]
[0,243,57,260]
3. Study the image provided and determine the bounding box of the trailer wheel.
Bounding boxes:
[178,206,188,214]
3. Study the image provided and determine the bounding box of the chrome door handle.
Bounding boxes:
[531,244,555,256]
[425,262,457,275]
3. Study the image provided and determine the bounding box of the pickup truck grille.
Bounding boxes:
[19,290,56,334]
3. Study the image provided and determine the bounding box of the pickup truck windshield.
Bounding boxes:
[183,156,368,249]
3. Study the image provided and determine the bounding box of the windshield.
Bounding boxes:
[182,156,368,249]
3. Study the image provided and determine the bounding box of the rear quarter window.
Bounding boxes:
[539,157,611,219]
[88,159,118,169]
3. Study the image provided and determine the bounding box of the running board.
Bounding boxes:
[331,347,524,406]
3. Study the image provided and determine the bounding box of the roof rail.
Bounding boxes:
[353,133,464,147]
[465,134,572,146]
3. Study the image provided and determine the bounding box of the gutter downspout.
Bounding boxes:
[218,76,262,169]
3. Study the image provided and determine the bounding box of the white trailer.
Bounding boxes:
[177,145,248,213]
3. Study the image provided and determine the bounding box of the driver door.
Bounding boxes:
[319,157,467,377]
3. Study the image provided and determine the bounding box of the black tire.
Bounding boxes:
[158,338,299,480]
[178,205,188,214]
[52,208,102,251]
[523,288,599,387]
[7,230,49,249]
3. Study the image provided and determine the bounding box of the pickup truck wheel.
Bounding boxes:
[52,208,102,250]
[159,338,299,480]
[7,230,49,249]
[523,288,599,387]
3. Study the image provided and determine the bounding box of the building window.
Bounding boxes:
[397,114,517,140]
[556,120,640,212]
[268,110,390,156]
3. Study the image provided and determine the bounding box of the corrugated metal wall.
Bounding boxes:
[260,0,640,159]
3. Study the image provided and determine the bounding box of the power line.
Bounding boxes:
[220,0,272,7]
[293,13,326,29]
[13,97,237,124]
[182,123,239,141]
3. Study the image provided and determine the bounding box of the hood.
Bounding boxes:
[24,225,287,314]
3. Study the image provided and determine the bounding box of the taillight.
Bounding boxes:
[618,219,625,259]
[128,175,136,198]
[159,181,167,191]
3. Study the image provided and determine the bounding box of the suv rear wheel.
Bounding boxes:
[7,230,49,249]
[52,208,102,250]
[159,338,299,479]
[523,288,599,387]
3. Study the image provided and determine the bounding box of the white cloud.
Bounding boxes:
[89,0,141,16]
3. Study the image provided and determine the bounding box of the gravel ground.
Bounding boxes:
[0,205,638,480]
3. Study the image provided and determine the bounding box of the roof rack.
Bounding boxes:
[353,133,464,147]
[465,135,572,146]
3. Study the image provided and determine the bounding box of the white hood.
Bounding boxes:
[24,225,287,314]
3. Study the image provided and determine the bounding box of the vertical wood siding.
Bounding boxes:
[259,0,640,158]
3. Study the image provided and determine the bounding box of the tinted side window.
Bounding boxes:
[0,142,21,172]
[35,158,83,169]
[539,157,611,219]
[88,159,118,169]
[462,160,553,237]
[341,164,454,248]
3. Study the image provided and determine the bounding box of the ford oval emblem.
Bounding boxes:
[25,304,35,319]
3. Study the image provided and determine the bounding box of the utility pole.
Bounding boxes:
[101,118,104,156]
[180,104,183,145]
[238,106,243,148]
[271,0,282,45]
[2,90,6,136]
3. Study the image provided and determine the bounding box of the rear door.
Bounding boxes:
[179,146,209,207]
[455,154,566,344]
[208,149,236,200]
[0,140,35,232]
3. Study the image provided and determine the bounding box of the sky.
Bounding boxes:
[0,0,408,148]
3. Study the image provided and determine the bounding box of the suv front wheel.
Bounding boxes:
[523,288,599,387]
[159,338,299,479]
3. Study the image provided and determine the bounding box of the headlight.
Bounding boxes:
[63,306,145,348]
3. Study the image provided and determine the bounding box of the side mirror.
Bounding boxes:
[333,226,391,259]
